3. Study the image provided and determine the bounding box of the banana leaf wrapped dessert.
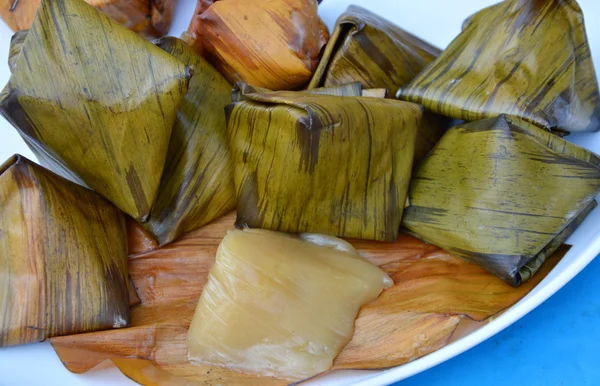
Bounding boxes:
[1,0,175,38]
[231,81,364,102]
[402,115,600,286]
[0,0,191,221]
[227,92,422,241]
[0,155,130,347]
[398,0,600,134]
[185,0,328,90]
[142,37,235,246]
[308,5,448,167]
[308,5,440,92]
[187,228,392,381]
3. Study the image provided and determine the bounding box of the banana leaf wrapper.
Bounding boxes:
[233,82,363,101]
[231,81,364,102]
[308,5,448,167]
[0,0,191,221]
[49,212,569,384]
[185,0,328,90]
[134,76,369,246]
[0,155,130,347]
[227,92,422,241]
[7,29,26,72]
[1,0,175,38]
[398,0,600,134]
[87,0,175,38]
[403,115,600,286]
[140,37,235,246]
[127,218,159,255]
[308,5,440,92]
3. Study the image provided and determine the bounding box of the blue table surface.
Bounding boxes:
[394,253,600,386]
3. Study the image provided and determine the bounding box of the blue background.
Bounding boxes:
[394,254,600,386]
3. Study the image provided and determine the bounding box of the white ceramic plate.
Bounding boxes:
[1,1,600,385]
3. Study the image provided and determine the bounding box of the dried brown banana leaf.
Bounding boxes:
[227,92,422,241]
[231,81,363,102]
[0,0,191,221]
[87,0,174,38]
[308,5,440,91]
[398,0,600,134]
[0,0,39,31]
[403,115,600,286]
[149,0,175,37]
[1,0,174,37]
[186,0,328,90]
[127,218,159,255]
[141,37,235,246]
[49,212,568,384]
[0,155,130,347]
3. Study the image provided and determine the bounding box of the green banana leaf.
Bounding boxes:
[0,155,130,347]
[8,30,26,72]
[308,5,440,91]
[0,0,190,221]
[398,0,600,134]
[402,115,600,286]
[411,113,449,171]
[227,91,423,241]
[232,81,364,102]
[307,5,448,168]
[142,37,235,246]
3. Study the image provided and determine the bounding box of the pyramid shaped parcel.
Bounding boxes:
[142,37,236,246]
[402,115,600,286]
[398,0,600,134]
[0,155,130,347]
[0,0,190,221]
[309,5,441,92]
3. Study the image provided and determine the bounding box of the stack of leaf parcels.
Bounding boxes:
[309,5,448,168]
[394,0,600,285]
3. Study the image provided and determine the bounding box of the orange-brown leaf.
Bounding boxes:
[0,0,40,31]
[51,212,568,384]
[333,312,462,370]
[186,0,328,90]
